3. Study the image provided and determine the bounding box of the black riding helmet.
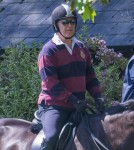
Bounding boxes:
[52,4,77,39]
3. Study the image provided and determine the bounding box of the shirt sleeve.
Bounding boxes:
[85,48,102,99]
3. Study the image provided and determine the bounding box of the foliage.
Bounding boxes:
[0,43,40,121]
[78,28,128,107]
[90,37,127,107]
[67,0,109,22]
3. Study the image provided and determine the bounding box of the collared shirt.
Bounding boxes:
[38,36,102,108]
[52,33,77,55]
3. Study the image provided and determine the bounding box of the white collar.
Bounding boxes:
[52,33,78,46]
[52,34,78,55]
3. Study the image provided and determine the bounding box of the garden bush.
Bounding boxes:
[77,26,128,108]
[81,36,128,107]
[0,43,40,121]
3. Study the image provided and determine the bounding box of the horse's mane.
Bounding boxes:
[105,99,134,116]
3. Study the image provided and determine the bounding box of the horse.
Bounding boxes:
[0,100,134,150]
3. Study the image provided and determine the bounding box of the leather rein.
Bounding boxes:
[81,112,109,150]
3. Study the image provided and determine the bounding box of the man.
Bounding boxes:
[37,3,105,150]
[122,55,134,102]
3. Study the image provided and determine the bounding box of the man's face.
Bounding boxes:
[57,17,76,39]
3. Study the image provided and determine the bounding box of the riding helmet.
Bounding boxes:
[52,4,77,32]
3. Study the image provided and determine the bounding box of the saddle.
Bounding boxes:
[31,111,80,150]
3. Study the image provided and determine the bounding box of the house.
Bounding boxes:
[0,0,133,58]
[90,0,134,58]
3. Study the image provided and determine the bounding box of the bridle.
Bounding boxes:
[81,112,109,150]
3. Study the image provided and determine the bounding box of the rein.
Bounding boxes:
[55,122,77,150]
[81,113,109,150]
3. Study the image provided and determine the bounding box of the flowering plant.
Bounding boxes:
[78,31,128,107]
[90,37,127,106]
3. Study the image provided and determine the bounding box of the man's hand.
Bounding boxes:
[95,98,105,113]
[73,100,87,112]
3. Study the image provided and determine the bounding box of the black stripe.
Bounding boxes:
[86,78,100,89]
[40,66,57,80]
[57,61,86,79]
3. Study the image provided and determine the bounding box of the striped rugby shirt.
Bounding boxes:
[37,34,102,109]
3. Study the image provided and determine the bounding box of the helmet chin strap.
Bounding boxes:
[58,27,76,39]
[59,31,75,39]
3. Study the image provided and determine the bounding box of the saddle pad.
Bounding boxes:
[31,130,45,150]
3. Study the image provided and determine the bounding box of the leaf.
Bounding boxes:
[69,0,109,22]
[70,0,96,22]
[81,3,96,22]
[100,0,109,5]
[74,0,84,10]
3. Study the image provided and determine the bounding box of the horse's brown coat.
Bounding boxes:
[0,111,134,150]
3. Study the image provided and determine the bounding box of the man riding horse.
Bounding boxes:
[36,2,105,150]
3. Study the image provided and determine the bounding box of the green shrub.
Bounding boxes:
[77,26,128,107]
[0,43,40,121]
[82,36,128,107]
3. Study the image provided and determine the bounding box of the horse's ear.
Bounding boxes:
[106,105,126,115]
[121,99,134,111]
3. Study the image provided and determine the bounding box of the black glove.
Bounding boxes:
[95,98,105,114]
[72,100,87,112]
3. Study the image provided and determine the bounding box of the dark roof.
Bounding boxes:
[0,0,134,54]
[0,0,63,49]
[91,0,134,53]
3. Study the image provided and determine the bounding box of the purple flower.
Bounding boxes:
[101,70,107,78]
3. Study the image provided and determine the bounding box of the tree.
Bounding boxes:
[66,0,109,22]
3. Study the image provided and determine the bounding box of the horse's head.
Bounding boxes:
[121,99,134,111]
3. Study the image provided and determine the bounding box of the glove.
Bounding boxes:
[72,100,87,112]
[95,98,105,114]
